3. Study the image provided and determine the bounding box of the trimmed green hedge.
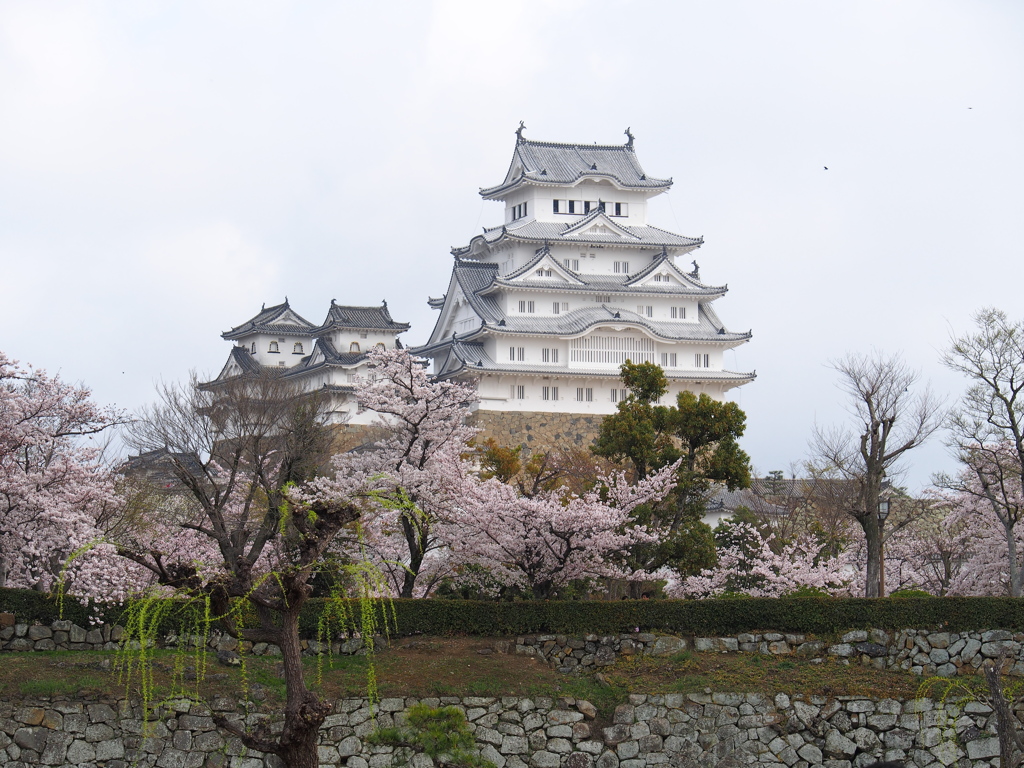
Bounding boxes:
[4,588,1024,638]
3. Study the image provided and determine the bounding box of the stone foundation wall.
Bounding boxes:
[0,692,1006,768]
[513,628,1024,679]
[6,616,1024,682]
[470,411,604,450]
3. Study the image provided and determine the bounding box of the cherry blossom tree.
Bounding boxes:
[0,352,126,597]
[306,348,477,598]
[673,522,851,598]
[450,463,679,599]
[941,309,1024,595]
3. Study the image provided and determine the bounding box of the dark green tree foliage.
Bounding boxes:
[369,704,495,768]
[593,361,752,574]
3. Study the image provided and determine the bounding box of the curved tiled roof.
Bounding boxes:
[422,338,756,384]
[451,212,702,256]
[476,303,751,343]
[221,299,318,340]
[489,248,726,297]
[317,301,411,333]
[480,137,672,199]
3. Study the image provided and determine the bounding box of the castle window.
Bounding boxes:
[563,258,579,271]
[542,386,558,401]
[614,261,630,274]
[553,200,560,213]
[293,342,304,354]
[510,202,528,221]
[250,342,256,354]
[611,388,623,403]
[595,295,611,303]
[671,306,687,319]
[518,300,535,313]
[536,268,552,277]
[552,301,569,315]
[568,200,578,214]
[613,202,628,217]
[583,201,592,214]
[695,353,710,368]
[660,353,678,368]
[350,342,360,353]
[541,348,559,363]
[637,305,653,317]
[576,387,593,402]
[509,347,525,362]
[268,341,280,353]
[278,361,286,366]
[510,385,526,400]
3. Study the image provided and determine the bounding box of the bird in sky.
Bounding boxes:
[824,166,829,170]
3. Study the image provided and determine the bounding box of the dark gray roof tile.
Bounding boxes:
[481,137,672,198]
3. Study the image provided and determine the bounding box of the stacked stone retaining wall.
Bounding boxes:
[512,628,1024,679]
[7,615,1024,681]
[0,691,1009,768]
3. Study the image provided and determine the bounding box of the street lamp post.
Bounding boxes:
[878,499,891,598]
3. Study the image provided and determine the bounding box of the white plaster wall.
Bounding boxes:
[237,333,312,368]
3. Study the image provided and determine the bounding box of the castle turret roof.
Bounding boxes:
[221,299,317,340]
[316,301,411,334]
[480,134,672,199]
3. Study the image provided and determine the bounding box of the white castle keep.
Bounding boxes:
[212,128,753,445]
[416,127,753,421]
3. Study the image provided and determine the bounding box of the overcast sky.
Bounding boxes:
[2,1,1022,491]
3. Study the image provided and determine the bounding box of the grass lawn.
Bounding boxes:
[0,636,983,717]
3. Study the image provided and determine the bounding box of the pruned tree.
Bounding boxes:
[593,360,749,576]
[810,351,944,597]
[939,308,1024,596]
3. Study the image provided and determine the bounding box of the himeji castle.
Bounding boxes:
[415,126,754,446]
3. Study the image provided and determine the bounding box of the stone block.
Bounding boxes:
[565,752,594,768]
[26,625,52,641]
[602,724,630,745]
[824,730,857,757]
[966,736,1000,760]
[531,750,560,768]
[616,739,640,759]
[650,636,687,657]
[502,735,529,754]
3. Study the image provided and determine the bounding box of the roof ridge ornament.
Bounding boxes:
[515,121,526,143]
[690,260,700,280]
[624,127,635,149]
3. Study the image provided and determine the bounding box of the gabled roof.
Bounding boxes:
[480,134,672,199]
[625,251,727,293]
[317,301,411,334]
[222,299,317,340]
[289,337,368,374]
[451,212,702,256]
[500,246,587,285]
[213,346,265,381]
